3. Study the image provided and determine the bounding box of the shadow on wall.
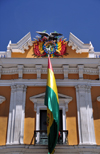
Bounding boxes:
[0,87,11,146]
[24,86,46,145]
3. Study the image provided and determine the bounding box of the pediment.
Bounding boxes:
[30,92,72,100]
[30,92,72,112]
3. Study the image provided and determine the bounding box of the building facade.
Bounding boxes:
[0,32,100,154]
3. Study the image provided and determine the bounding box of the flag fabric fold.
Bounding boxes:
[45,56,59,154]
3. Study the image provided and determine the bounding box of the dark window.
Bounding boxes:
[40,110,62,131]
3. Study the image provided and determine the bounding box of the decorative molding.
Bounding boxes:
[83,68,98,75]
[2,68,18,75]
[23,68,36,74]
[0,95,6,104]
[97,96,100,102]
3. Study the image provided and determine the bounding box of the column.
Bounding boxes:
[75,85,96,145]
[6,84,27,145]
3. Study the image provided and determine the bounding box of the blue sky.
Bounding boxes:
[0,0,100,51]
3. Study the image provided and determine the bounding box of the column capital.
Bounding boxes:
[75,84,91,92]
[16,84,27,91]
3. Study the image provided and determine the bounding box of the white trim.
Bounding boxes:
[0,79,100,87]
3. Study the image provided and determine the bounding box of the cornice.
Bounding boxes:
[7,32,33,54]
[0,79,100,87]
[68,32,94,54]
[0,145,100,153]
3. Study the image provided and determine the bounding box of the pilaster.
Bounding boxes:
[75,85,96,145]
[6,84,27,145]
[62,64,69,79]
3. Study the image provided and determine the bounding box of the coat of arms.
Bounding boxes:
[33,31,68,57]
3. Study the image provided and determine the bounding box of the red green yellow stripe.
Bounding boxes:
[45,56,59,154]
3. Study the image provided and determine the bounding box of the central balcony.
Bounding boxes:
[34,130,68,145]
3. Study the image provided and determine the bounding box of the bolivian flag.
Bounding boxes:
[45,56,59,154]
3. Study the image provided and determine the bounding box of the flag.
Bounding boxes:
[45,56,59,154]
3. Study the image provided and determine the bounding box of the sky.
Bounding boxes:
[0,0,100,51]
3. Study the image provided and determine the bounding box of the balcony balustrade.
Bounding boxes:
[34,130,68,145]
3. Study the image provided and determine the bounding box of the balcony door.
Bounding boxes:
[40,110,62,131]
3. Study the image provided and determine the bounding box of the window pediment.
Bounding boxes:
[0,96,6,104]
[30,92,72,112]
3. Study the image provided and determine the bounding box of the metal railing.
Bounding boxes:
[34,130,68,145]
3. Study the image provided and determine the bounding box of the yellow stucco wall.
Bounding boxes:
[83,75,99,80]
[66,46,89,58]
[1,74,18,80]
[58,87,79,145]
[23,74,37,79]
[91,87,100,145]
[0,87,11,145]
[24,86,79,145]
[68,74,79,79]
[11,46,34,58]
[24,86,46,144]
[11,43,89,58]
[41,74,64,79]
